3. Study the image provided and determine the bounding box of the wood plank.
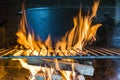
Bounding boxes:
[28,59,94,76]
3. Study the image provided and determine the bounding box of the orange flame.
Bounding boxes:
[16,0,101,57]
[14,0,101,80]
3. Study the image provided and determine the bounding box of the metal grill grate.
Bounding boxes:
[0,46,120,59]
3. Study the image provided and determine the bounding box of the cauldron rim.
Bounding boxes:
[19,7,80,14]
[25,7,80,12]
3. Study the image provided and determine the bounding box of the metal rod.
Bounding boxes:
[2,49,17,56]
[84,49,98,56]
[100,48,120,55]
[94,48,114,56]
[87,48,107,56]
[1,56,120,59]
[0,48,13,56]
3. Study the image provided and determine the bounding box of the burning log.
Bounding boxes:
[78,75,85,80]
[35,74,85,80]
[35,73,62,80]
[17,59,86,80]
[28,58,94,76]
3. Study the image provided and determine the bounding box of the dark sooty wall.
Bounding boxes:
[0,0,22,47]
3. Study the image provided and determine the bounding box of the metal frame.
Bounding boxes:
[1,55,120,59]
[0,46,120,59]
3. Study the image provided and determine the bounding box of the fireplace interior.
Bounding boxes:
[0,0,120,80]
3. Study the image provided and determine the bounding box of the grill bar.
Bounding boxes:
[1,55,120,59]
[95,48,114,56]
[100,48,120,55]
[0,47,120,59]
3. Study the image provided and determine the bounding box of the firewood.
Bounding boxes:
[36,74,85,80]
[28,58,94,76]
[77,75,85,80]
[36,74,62,80]
[17,59,86,80]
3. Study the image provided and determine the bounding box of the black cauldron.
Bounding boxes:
[25,7,79,42]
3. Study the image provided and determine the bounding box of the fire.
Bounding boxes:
[16,0,101,57]
[14,0,101,80]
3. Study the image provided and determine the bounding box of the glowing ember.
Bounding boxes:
[14,0,101,80]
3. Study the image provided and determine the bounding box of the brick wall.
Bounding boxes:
[0,0,21,47]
